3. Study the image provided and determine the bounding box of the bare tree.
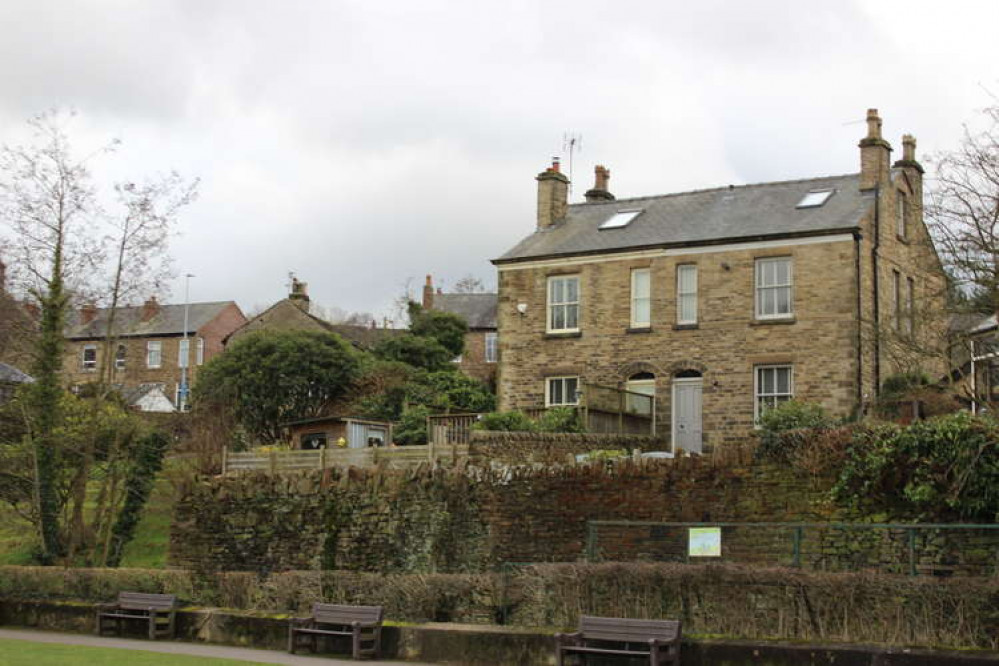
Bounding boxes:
[100,174,199,387]
[452,274,488,293]
[0,110,105,562]
[928,103,999,312]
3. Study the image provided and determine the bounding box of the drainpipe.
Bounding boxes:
[854,232,864,411]
[871,185,882,396]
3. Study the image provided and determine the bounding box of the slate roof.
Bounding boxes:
[0,362,32,384]
[225,298,403,350]
[65,301,237,340]
[433,293,497,329]
[496,173,874,263]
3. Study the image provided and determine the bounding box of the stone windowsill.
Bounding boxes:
[672,323,699,331]
[750,317,796,327]
[544,331,582,340]
[625,326,652,334]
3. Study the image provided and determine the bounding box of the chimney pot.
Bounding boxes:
[141,296,160,322]
[289,278,310,312]
[80,302,98,325]
[859,108,892,191]
[536,160,570,229]
[422,274,434,309]
[585,164,615,203]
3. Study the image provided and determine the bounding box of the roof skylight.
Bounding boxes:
[796,189,835,209]
[599,209,642,230]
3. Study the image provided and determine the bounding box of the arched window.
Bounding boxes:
[674,369,702,379]
[625,372,655,415]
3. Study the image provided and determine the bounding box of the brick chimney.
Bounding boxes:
[859,108,892,191]
[141,296,160,322]
[422,275,434,309]
[80,302,98,325]
[536,157,569,230]
[289,277,310,312]
[584,165,615,202]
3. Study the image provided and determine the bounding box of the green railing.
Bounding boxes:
[585,520,999,577]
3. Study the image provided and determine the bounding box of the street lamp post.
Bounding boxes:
[180,273,194,411]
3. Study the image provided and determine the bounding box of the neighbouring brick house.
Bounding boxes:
[225,278,401,351]
[493,109,947,453]
[422,275,498,386]
[63,297,247,410]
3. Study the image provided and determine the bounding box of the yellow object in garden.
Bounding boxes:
[336,437,347,448]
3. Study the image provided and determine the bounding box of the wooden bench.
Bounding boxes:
[288,603,383,660]
[555,615,681,665]
[95,592,177,640]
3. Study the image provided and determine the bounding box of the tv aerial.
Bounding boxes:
[562,132,582,196]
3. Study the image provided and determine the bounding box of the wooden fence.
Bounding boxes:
[222,444,466,475]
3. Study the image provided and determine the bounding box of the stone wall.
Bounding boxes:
[170,455,829,572]
[171,450,999,577]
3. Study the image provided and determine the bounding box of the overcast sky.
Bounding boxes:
[1,0,996,323]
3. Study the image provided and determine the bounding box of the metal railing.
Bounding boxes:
[585,520,999,577]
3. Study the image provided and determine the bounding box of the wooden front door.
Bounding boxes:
[672,378,703,454]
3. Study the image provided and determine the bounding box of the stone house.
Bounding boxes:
[0,362,32,405]
[63,297,247,410]
[225,278,401,351]
[421,275,498,387]
[493,109,947,453]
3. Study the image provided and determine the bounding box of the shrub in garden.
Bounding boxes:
[755,401,832,462]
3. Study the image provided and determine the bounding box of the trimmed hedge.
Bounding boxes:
[2,564,998,649]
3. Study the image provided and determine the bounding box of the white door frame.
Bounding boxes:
[671,377,703,454]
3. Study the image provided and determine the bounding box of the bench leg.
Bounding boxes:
[288,628,295,654]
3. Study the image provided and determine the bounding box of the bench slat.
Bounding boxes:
[579,616,679,642]
[117,592,176,611]
[312,603,382,625]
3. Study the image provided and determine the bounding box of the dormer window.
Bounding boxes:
[796,189,834,208]
[599,209,642,229]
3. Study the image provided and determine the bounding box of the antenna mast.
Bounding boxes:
[562,132,582,196]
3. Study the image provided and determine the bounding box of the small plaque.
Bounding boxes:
[688,527,721,557]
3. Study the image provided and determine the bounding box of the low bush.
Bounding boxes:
[755,401,832,463]
[474,408,586,434]
[831,411,999,521]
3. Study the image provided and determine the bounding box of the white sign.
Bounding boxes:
[688,527,722,557]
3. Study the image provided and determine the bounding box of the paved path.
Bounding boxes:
[0,628,439,665]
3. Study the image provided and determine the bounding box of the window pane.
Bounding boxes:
[760,368,774,394]
[550,278,563,303]
[551,379,562,405]
[679,294,694,322]
[776,287,790,314]
[635,299,651,324]
[565,304,578,330]
[633,269,650,298]
[566,377,578,402]
[776,368,790,394]
[565,277,578,302]
[678,265,696,292]
[761,289,774,315]
[775,260,789,285]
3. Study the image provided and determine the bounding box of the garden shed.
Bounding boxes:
[283,416,393,450]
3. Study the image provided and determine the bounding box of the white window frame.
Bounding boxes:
[547,275,580,333]
[484,332,498,363]
[896,191,907,239]
[754,364,794,422]
[196,337,205,366]
[146,341,162,369]
[82,344,97,371]
[676,264,698,325]
[115,344,126,371]
[545,376,580,407]
[755,257,793,320]
[905,277,915,337]
[891,269,905,333]
[630,268,651,328]
[178,338,190,369]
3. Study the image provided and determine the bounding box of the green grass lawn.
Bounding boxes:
[0,639,263,665]
[0,469,176,568]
